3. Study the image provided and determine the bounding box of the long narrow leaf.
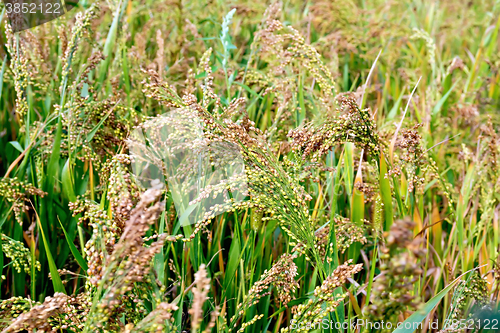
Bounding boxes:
[58,219,88,272]
[35,210,66,294]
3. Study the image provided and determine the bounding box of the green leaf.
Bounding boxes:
[178,202,200,227]
[379,152,393,230]
[387,87,405,120]
[58,219,88,272]
[351,161,364,226]
[233,81,263,99]
[97,0,129,89]
[154,210,167,284]
[0,233,4,290]
[0,54,7,98]
[344,142,354,197]
[224,229,241,290]
[9,141,24,153]
[456,162,476,269]
[85,107,114,144]
[36,212,66,294]
[432,81,458,117]
[297,76,306,126]
[0,206,13,229]
[61,159,76,202]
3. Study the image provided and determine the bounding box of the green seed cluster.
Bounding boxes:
[1,235,40,274]
[389,123,425,193]
[2,292,70,332]
[449,271,490,323]
[70,197,118,286]
[281,260,362,333]
[0,177,46,225]
[289,96,380,162]
[0,296,38,326]
[231,254,299,330]
[298,217,368,258]
[124,301,178,332]
[4,24,29,128]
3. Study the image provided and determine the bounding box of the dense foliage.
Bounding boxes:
[0,0,500,332]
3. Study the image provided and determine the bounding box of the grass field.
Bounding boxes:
[1,0,500,332]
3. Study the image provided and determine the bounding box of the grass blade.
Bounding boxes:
[58,219,88,272]
[34,208,66,294]
[0,232,3,291]
[379,152,393,230]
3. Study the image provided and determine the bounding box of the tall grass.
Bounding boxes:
[1,0,500,332]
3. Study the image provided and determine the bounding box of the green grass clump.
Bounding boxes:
[1,0,500,332]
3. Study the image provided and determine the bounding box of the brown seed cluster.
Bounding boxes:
[288,96,380,162]
[105,155,140,228]
[124,302,178,333]
[189,264,212,331]
[390,123,425,193]
[2,293,69,333]
[70,197,117,286]
[252,4,337,113]
[83,189,169,330]
[293,217,367,260]
[1,292,92,332]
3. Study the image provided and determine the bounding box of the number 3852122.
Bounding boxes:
[6,3,62,15]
